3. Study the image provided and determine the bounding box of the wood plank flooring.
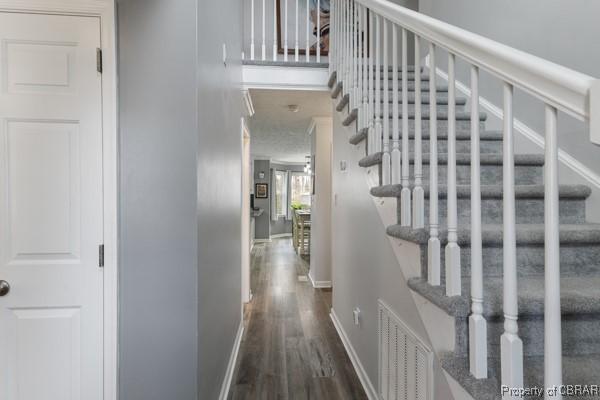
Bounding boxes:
[228,238,368,400]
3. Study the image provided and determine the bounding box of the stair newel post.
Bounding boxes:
[500,82,524,396]
[251,0,255,60]
[468,64,488,379]
[381,19,391,184]
[445,52,461,297]
[412,34,425,228]
[361,6,369,135]
[306,0,310,62]
[391,24,400,184]
[400,28,412,225]
[374,14,382,154]
[544,104,563,397]
[262,0,267,60]
[427,43,440,286]
[367,9,375,155]
[295,0,300,61]
[284,0,289,61]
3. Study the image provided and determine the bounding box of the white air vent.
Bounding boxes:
[378,300,434,400]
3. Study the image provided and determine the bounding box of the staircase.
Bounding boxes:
[328,0,600,398]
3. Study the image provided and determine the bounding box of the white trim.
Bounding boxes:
[242,65,329,91]
[0,3,118,400]
[242,90,255,117]
[330,309,379,400]
[430,60,600,190]
[270,233,292,238]
[218,321,244,400]
[253,238,272,243]
[308,272,332,288]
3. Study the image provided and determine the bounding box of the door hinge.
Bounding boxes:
[99,244,104,268]
[96,48,103,74]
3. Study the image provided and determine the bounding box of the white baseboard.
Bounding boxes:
[330,309,379,400]
[428,59,600,191]
[253,238,272,244]
[218,320,244,400]
[270,233,292,238]
[308,272,332,288]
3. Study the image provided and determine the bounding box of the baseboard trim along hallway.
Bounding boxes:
[308,272,332,289]
[329,310,379,400]
[219,321,244,400]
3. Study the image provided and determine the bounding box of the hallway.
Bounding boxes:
[229,239,368,399]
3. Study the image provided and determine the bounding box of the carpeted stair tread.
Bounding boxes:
[386,223,600,245]
[441,353,600,400]
[328,71,337,88]
[335,92,467,112]
[407,276,600,318]
[370,184,592,199]
[353,127,504,142]
[349,129,368,145]
[331,81,343,98]
[344,108,487,121]
[358,152,545,168]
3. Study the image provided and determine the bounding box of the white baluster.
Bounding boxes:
[413,34,424,228]
[273,0,278,60]
[374,15,382,154]
[544,104,562,397]
[295,0,299,61]
[361,5,369,133]
[501,82,524,397]
[251,0,255,60]
[381,19,391,185]
[284,0,289,61]
[400,28,411,225]
[262,0,266,60]
[469,65,487,379]
[367,9,375,155]
[357,4,363,128]
[427,43,440,286]
[445,52,461,297]
[391,25,400,184]
[352,1,359,112]
[317,0,321,62]
[306,0,310,62]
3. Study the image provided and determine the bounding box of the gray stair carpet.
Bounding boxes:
[329,69,600,399]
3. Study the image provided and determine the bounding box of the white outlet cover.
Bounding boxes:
[353,308,361,325]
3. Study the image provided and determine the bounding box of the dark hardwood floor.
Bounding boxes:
[228,238,368,400]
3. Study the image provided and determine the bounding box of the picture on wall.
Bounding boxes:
[276,0,330,56]
[255,183,269,198]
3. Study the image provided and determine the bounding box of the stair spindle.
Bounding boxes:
[251,0,255,60]
[306,0,310,62]
[427,43,440,286]
[262,0,267,60]
[382,19,391,185]
[355,2,362,122]
[391,24,400,183]
[400,28,411,225]
[544,104,563,396]
[445,52,461,297]
[500,82,524,395]
[367,9,375,155]
[469,64,488,379]
[295,0,299,61]
[361,5,369,133]
[284,0,289,61]
[273,0,278,60]
[317,0,321,62]
[413,34,424,228]
[374,14,382,154]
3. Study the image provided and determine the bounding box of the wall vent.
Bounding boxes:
[378,300,434,400]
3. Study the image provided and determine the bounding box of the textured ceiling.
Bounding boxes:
[248,89,331,163]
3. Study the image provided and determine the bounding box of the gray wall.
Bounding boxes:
[331,115,452,398]
[196,0,244,397]
[253,159,271,239]
[418,0,600,219]
[118,0,244,399]
[118,0,199,399]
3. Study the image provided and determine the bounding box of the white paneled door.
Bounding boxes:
[0,13,103,400]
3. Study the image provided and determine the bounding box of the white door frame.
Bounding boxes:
[0,1,118,399]
[241,119,251,304]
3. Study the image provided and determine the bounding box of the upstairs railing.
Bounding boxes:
[243,0,330,63]
[330,0,599,395]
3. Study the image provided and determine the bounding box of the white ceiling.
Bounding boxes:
[248,89,331,163]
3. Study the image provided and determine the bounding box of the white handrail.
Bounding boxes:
[357,0,598,139]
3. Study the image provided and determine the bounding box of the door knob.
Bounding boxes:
[0,280,10,296]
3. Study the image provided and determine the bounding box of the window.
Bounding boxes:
[274,170,288,217]
[291,173,312,207]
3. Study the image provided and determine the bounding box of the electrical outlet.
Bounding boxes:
[353,308,361,326]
